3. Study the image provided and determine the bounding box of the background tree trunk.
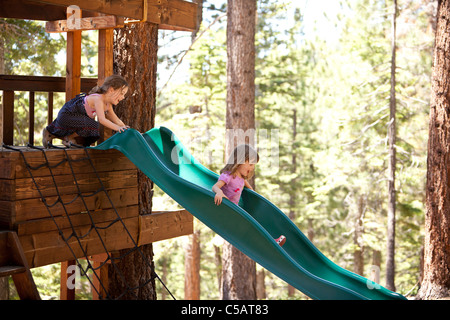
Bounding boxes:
[185,229,201,299]
[417,0,450,300]
[287,109,297,297]
[106,22,158,300]
[221,0,257,300]
[354,195,365,276]
[256,269,266,299]
[386,0,398,292]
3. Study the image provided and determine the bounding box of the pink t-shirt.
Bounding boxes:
[218,172,245,205]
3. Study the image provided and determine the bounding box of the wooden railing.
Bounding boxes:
[0,75,97,146]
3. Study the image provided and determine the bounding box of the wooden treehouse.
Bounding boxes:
[0,0,199,300]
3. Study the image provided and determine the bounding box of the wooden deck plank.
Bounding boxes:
[16,205,139,236]
[20,217,139,268]
[0,148,135,179]
[0,169,137,201]
[138,210,193,245]
[0,187,139,228]
[18,210,193,268]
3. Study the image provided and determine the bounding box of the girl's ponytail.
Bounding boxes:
[89,85,105,94]
[89,75,128,94]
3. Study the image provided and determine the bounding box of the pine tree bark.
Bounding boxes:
[106,22,158,300]
[417,0,450,300]
[256,269,266,299]
[221,0,257,300]
[185,229,201,299]
[354,195,365,276]
[386,0,398,292]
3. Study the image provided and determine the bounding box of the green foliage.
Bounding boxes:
[0,19,65,76]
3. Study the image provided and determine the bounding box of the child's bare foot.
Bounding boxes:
[42,128,55,148]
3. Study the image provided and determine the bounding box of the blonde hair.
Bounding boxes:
[89,74,128,94]
[220,144,259,179]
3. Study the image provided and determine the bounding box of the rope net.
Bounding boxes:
[3,142,175,300]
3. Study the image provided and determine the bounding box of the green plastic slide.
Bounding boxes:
[92,126,407,300]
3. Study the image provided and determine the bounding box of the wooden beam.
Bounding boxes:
[0,0,67,21]
[16,206,138,236]
[0,0,98,21]
[30,0,198,31]
[0,75,97,92]
[20,216,140,268]
[17,210,193,268]
[138,210,193,245]
[46,15,124,32]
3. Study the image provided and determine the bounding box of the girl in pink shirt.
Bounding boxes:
[212,144,286,246]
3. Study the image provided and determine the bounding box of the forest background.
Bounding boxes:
[1,0,436,299]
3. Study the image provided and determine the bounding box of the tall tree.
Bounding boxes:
[386,0,398,292]
[185,1,204,298]
[221,0,257,300]
[185,228,201,299]
[417,0,450,300]
[106,21,159,299]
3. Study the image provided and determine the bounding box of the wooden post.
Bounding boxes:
[89,253,110,300]
[2,90,14,145]
[98,29,114,83]
[61,6,82,300]
[60,260,76,300]
[98,28,114,143]
[28,91,35,145]
[0,231,41,300]
[47,91,54,125]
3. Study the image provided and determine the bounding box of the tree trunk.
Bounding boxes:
[256,269,266,300]
[371,250,381,284]
[214,240,223,294]
[386,0,398,292]
[221,0,257,300]
[417,0,450,300]
[353,195,365,276]
[106,22,159,300]
[287,109,297,297]
[185,229,201,300]
[221,245,256,300]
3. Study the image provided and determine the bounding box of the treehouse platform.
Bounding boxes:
[0,146,193,269]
